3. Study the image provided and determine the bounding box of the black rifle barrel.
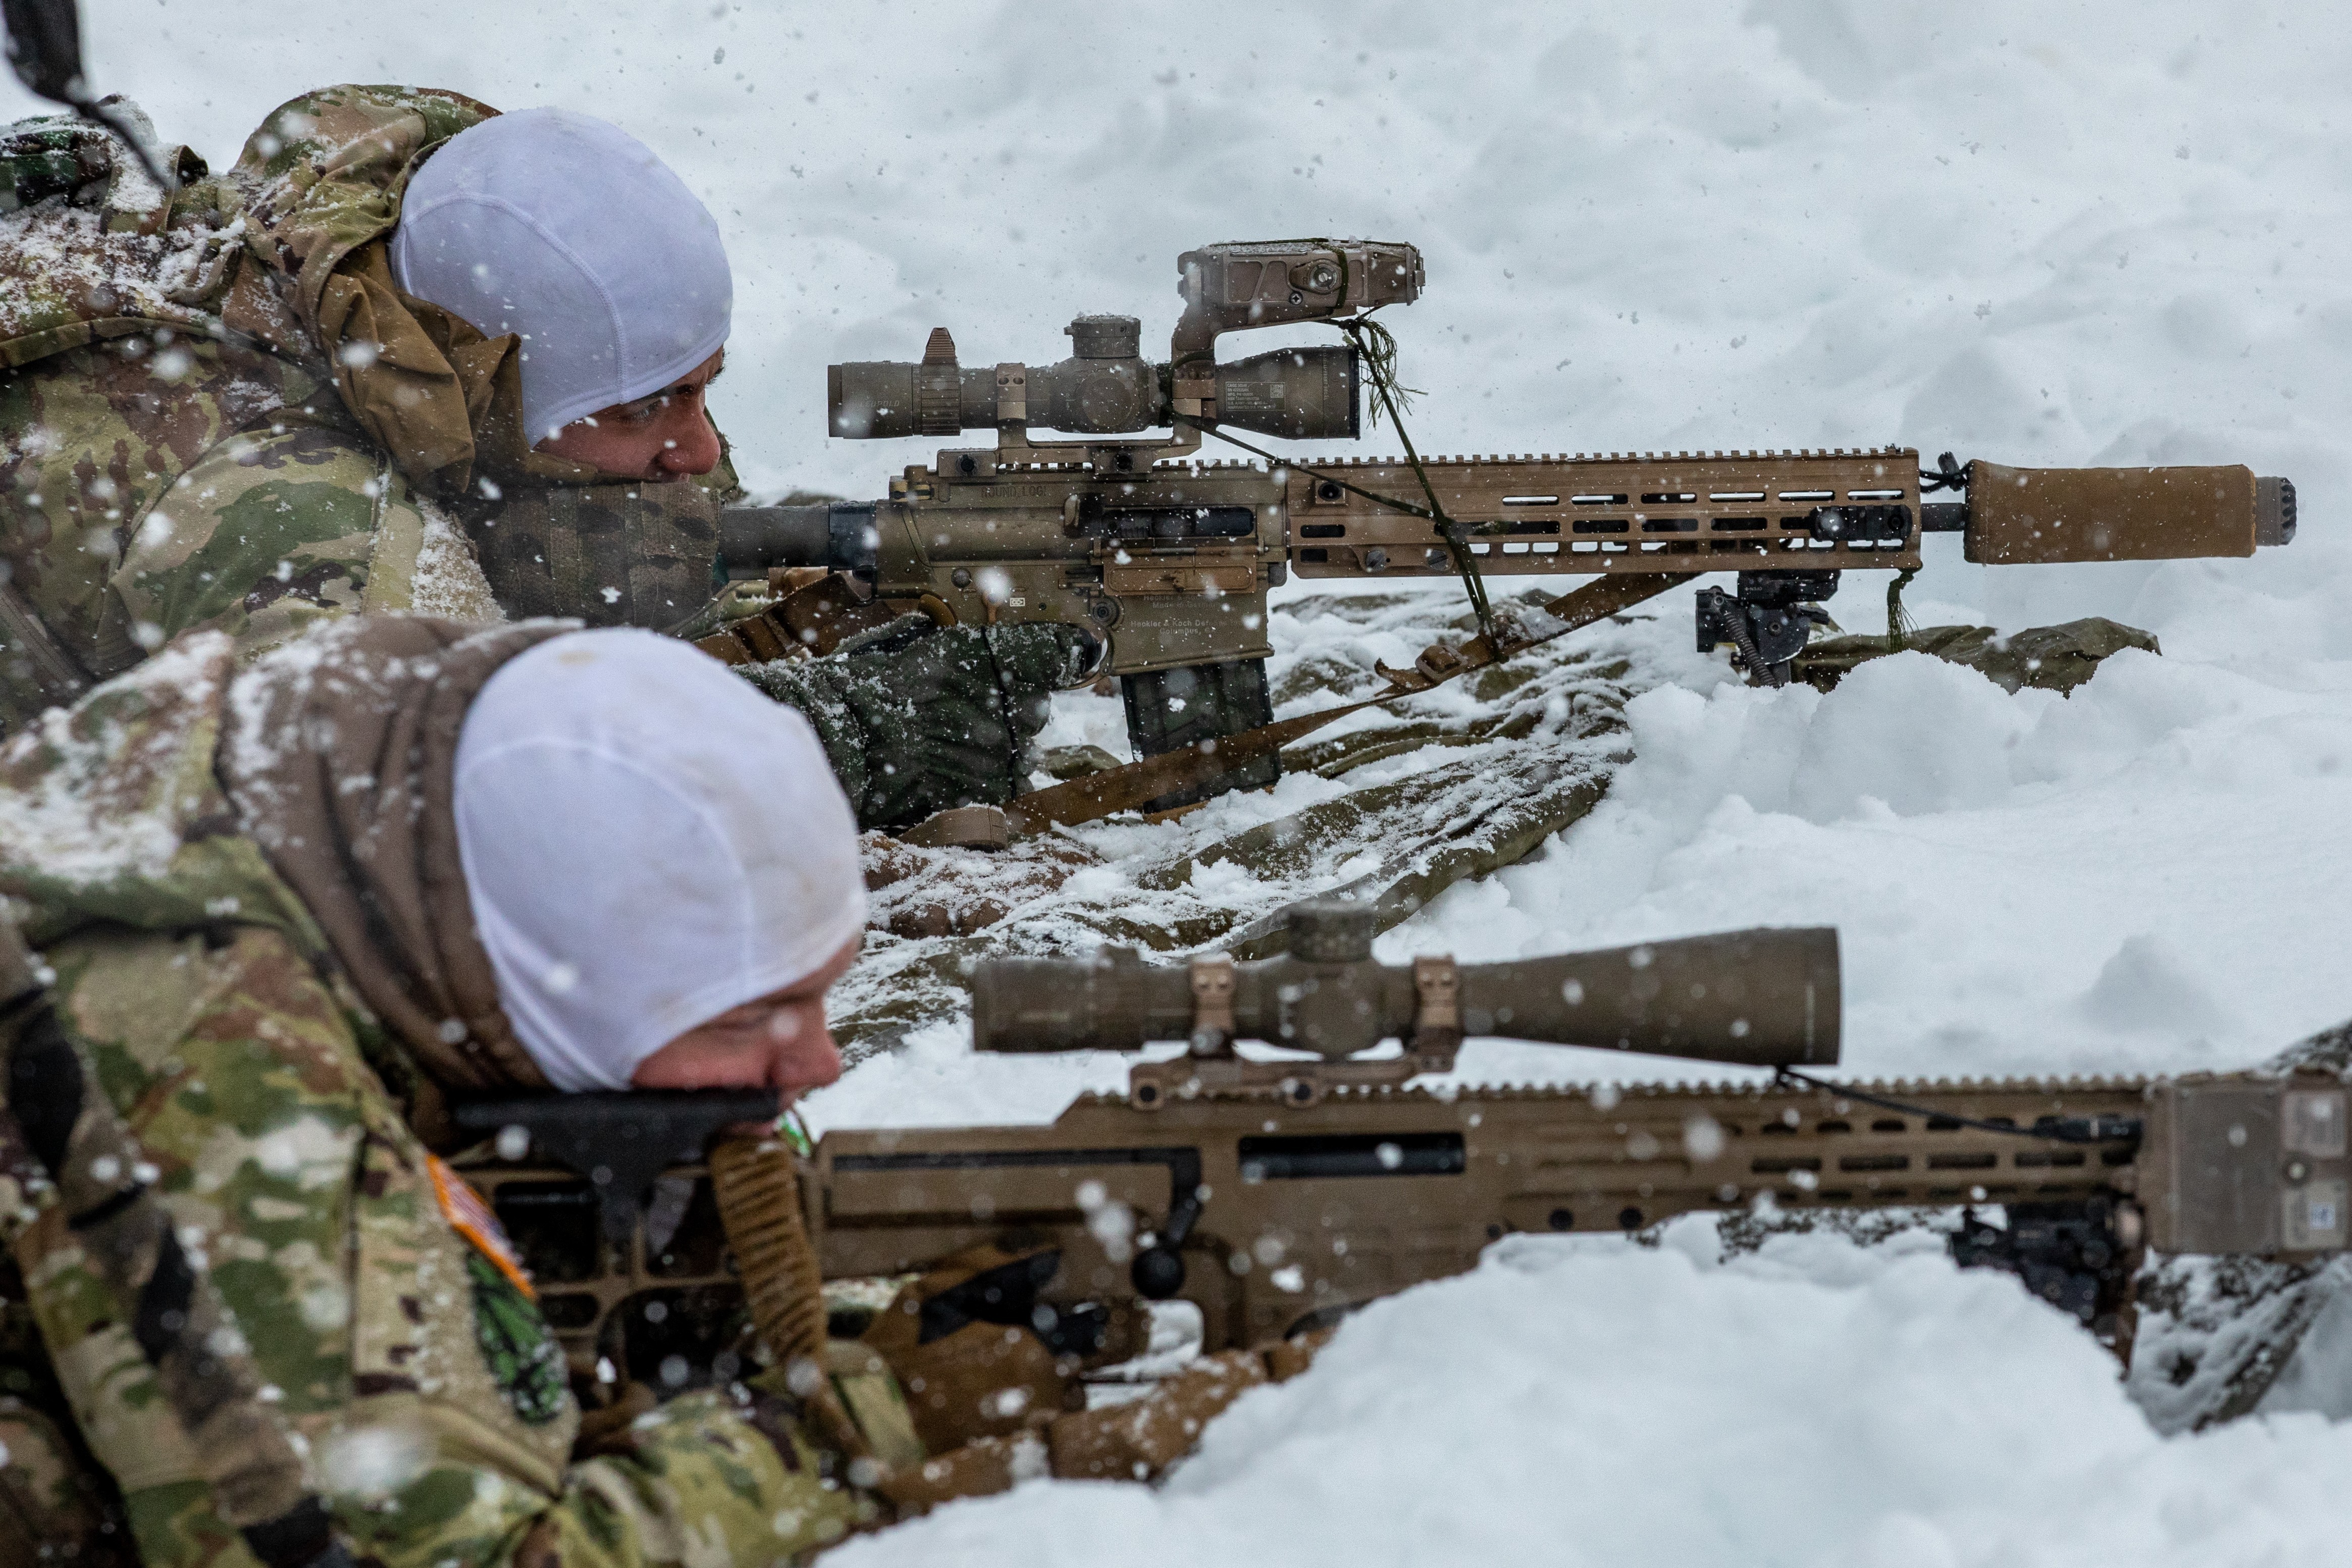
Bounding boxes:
[716,502,879,576]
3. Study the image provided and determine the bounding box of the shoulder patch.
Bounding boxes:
[462,1251,569,1428]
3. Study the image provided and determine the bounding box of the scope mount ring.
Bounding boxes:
[953,423,1204,478]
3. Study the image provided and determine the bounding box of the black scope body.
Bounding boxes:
[829,313,1360,442]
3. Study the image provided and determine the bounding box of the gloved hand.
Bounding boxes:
[859,1239,1143,1456]
[738,615,1100,829]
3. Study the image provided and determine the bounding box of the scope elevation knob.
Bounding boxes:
[1286,899,1376,965]
[1066,314,1142,359]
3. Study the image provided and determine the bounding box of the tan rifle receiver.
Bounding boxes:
[449,907,2342,1403]
[716,239,2296,808]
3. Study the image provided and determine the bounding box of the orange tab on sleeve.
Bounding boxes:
[429,1155,537,1300]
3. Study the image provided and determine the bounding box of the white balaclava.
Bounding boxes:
[390,108,733,442]
[453,630,865,1091]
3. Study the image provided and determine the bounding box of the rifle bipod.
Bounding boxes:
[1696,570,1842,688]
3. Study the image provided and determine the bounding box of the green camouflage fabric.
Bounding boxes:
[0,87,744,738]
[1,1249,137,1568]
[0,635,874,1566]
[0,1397,135,1568]
[459,469,736,634]
[0,88,502,731]
[0,106,233,362]
[1793,616,2161,695]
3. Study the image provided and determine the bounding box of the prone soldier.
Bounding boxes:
[0,83,1090,826]
[0,617,1301,1566]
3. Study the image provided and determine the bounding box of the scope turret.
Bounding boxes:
[828,239,1423,442]
[973,902,1840,1080]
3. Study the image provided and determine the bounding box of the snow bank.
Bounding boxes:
[1402,625,2352,1078]
[835,1221,2352,1568]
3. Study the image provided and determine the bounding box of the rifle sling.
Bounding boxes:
[1001,572,1678,834]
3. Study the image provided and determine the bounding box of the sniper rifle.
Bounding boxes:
[710,239,2299,816]
[446,903,2343,1406]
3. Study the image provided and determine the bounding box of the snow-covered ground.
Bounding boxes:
[17,2,2352,1558]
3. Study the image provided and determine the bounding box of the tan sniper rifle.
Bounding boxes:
[710,239,2300,817]
[450,903,2345,1405]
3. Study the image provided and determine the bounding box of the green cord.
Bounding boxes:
[1886,567,1919,653]
[780,1108,814,1157]
[1341,318,1497,646]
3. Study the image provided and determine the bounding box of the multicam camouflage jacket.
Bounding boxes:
[0,88,741,736]
[0,638,873,1566]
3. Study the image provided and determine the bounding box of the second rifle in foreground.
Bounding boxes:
[457,904,2342,1397]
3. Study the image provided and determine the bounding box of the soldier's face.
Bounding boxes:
[536,350,727,480]
[629,932,860,1101]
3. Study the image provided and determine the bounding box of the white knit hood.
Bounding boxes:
[391,108,733,441]
[452,630,864,1091]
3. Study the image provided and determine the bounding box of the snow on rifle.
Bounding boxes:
[448,905,2347,1399]
[707,238,2298,810]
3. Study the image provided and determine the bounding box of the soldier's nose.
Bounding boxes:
[775,1026,844,1102]
[656,410,723,476]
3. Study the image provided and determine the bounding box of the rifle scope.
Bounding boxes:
[830,315,1361,442]
[828,240,1422,443]
[974,904,1840,1071]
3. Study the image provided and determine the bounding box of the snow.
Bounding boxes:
[0,104,244,343]
[0,631,230,883]
[1409,634,2352,1078]
[404,497,506,620]
[13,0,2352,1557]
[835,1225,2352,1568]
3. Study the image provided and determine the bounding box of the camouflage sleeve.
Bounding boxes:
[108,424,502,657]
[3,923,863,1568]
[0,1395,135,1568]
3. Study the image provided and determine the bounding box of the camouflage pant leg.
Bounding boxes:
[0,1396,135,1568]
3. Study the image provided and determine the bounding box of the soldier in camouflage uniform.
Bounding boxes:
[0,617,1311,1566]
[0,619,893,1565]
[1,88,528,716]
[0,87,1083,828]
